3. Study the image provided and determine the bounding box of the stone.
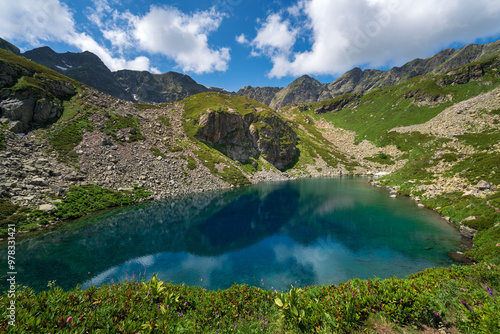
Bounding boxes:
[30,177,47,186]
[195,108,296,171]
[460,224,477,239]
[38,204,56,212]
[476,180,492,190]
[8,120,24,133]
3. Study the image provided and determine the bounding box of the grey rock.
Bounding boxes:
[38,204,56,212]
[460,224,478,239]
[8,121,24,133]
[476,180,492,190]
[30,177,47,186]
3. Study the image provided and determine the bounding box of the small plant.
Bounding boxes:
[157,115,171,127]
[149,147,166,159]
[275,287,308,331]
[142,274,166,300]
[186,156,197,170]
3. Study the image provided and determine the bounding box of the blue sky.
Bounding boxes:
[2,0,500,92]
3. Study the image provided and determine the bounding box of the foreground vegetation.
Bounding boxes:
[1,264,498,333]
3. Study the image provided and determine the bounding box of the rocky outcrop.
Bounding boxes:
[195,108,297,170]
[0,59,75,133]
[314,94,361,114]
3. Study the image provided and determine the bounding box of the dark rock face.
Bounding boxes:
[113,70,210,103]
[314,94,361,114]
[195,109,297,170]
[23,47,131,101]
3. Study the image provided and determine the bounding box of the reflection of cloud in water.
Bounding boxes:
[271,237,439,286]
[82,254,156,288]
[83,253,230,289]
[314,197,354,216]
[181,255,229,286]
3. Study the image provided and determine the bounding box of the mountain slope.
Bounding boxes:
[0,37,20,56]
[1,38,499,266]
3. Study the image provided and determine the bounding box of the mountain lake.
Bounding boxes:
[0,177,464,292]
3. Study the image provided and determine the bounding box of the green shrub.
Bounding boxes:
[157,115,171,127]
[149,147,166,159]
[186,156,197,170]
[0,199,19,222]
[2,263,498,333]
[48,112,93,165]
[103,114,145,143]
[55,185,151,220]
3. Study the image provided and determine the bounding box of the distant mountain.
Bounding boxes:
[21,46,223,103]
[237,39,500,109]
[23,46,131,101]
[236,86,282,106]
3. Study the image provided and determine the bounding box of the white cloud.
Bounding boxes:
[1,0,231,75]
[0,0,75,44]
[0,0,154,73]
[236,33,248,44]
[252,14,298,56]
[70,32,151,71]
[133,6,230,74]
[250,0,500,78]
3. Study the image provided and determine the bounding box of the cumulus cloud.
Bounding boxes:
[0,0,75,44]
[248,0,500,78]
[235,33,248,44]
[0,0,154,72]
[132,6,230,74]
[251,14,298,56]
[1,0,230,75]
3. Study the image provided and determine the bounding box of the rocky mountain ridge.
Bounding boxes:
[20,44,226,104]
[237,39,500,109]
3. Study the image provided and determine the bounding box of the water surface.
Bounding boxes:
[0,178,462,292]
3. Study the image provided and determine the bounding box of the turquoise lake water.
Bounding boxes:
[0,177,463,292]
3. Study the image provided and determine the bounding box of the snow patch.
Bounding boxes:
[55,65,68,71]
[62,60,73,68]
